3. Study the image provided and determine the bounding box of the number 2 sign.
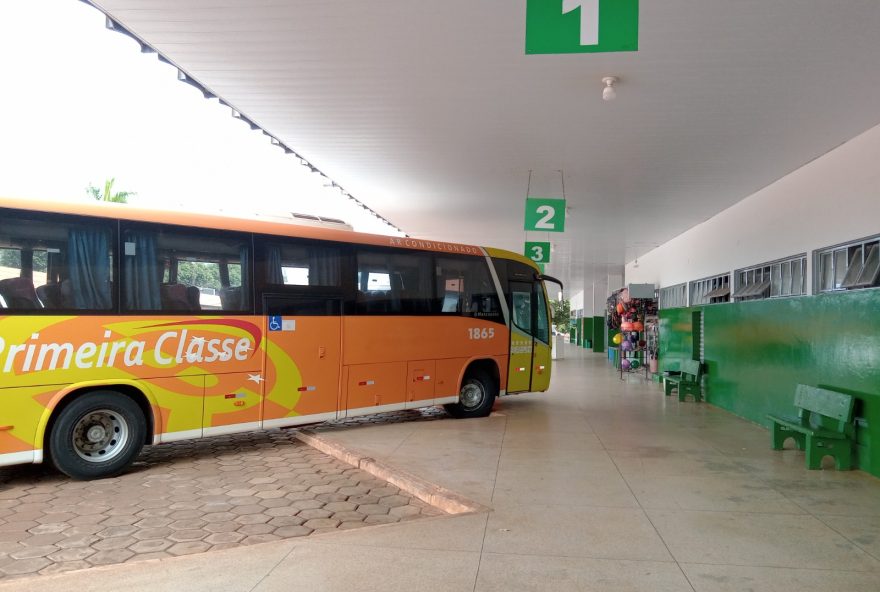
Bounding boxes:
[524,198,566,233]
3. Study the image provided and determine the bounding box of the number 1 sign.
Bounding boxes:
[524,198,566,232]
[526,0,639,55]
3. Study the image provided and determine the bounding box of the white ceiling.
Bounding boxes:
[92,0,880,293]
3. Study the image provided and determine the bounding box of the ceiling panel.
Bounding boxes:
[92,0,880,292]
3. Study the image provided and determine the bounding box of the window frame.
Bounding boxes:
[733,254,806,302]
[814,234,880,294]
[688,273,731,306]
[658,283,687,309]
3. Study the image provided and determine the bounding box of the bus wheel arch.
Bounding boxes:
[444,359,500,419]
[44,385,153,479]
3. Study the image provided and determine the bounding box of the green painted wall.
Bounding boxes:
[659,290,880,477]
[582,317,594,348]
[658,307,696,371]
[592,316,605,353]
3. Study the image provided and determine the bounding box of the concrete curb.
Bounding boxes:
[295,430,490,515]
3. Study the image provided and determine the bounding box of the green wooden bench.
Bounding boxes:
[664,359,702,402]
[767,384,855,470]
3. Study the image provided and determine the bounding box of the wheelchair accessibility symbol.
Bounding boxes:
[269,316,283,331]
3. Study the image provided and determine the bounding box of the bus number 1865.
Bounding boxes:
[468,328,495,340]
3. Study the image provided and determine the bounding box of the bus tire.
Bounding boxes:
[48,391,146,480]
[444,369,497,419]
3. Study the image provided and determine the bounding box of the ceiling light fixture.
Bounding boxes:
[602,76,619,102]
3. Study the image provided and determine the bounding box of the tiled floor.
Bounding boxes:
[0,429,442,579]
[2,344,880,591]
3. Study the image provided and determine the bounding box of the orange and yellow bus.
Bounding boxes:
[0,197,559,479]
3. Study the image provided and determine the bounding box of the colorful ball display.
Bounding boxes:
[621,359,632,370]
[612,333,622,345]
[621,341,633,352]
[633,321,644,331]
[620,322,634,331]
[630,359,641,370]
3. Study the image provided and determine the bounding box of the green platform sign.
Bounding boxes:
[525,241,551,264]
[524,197,566,232]
[526,0,639,55]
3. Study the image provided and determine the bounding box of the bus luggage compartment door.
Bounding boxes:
[405,360,436,408]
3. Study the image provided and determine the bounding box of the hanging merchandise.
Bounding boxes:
[615,287,658,381]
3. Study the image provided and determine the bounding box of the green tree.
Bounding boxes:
[177,262,242,291]
[87,178,135,203]
[177,262,221,290]
[550,298,571,334]
[0,248,20,269]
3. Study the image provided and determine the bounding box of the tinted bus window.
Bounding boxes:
[435,257,503,324]
[511,288,532,333]
[121,224,251,313]
[534,282,550,344]
[264,242,341,287]
[356,250,432,315]
[0,214,114,312]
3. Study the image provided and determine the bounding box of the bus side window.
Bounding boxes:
[122,224,251,314]
[264,242,341,288]
[435,257,503,323]
[0,216,114,312]
[356,249,431,315]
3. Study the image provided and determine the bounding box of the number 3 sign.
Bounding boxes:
[525,241,551,263]
[524,198,566,232]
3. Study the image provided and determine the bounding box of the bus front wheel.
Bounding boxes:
[444,370,497,419]
[48,391,147,480]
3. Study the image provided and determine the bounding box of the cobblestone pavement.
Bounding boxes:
[0,426,446,580]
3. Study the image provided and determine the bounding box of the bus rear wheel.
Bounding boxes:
[48,391,146,480]
[444,369,497,419]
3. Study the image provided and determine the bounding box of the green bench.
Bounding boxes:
[664,359,703,402]
[767,384,855,470]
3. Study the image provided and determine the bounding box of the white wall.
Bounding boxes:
[569,290,585,316]
[626,123,880,291]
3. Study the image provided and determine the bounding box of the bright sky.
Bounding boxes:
[0,0,403,236]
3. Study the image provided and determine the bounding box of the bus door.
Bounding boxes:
[530,281,552,392]
[507,281,534,393]
[261,294,343,426]
[507,280,552,393]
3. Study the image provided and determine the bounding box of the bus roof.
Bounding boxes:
[0,196,492,258]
